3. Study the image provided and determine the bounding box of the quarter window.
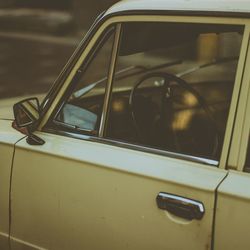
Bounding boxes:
[54,27,115,134]
[105,22,243,161]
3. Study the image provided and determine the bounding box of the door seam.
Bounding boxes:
[211,170,229,250]
[8,136,27,250]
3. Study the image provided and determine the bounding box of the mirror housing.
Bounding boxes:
[13,97,40,130]
[13,97,45,145]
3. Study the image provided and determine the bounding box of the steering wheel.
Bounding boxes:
[129,72,220,158]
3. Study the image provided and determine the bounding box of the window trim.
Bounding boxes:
[99,24,122,137]
[46,25,118,136]
[40,15,250,168]
[43,127,218,166]
[228,31,250,172]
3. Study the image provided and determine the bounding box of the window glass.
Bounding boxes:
[106,22,244,160]
[244,137,250,172]
[54,27,115,134]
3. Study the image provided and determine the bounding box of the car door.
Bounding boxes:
[9,15,247,250]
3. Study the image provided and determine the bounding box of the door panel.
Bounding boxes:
[0,120,25,249]
[214,171,250,249]
[11,132,227,250]
[11,133,225,249]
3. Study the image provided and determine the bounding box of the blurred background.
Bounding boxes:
[0,0,118,99]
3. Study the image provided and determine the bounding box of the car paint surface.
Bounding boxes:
[215,171,250,249]
[0,0,250,249]
[105,0,250,16]
[10,132,226,249]
[0,121,25,249]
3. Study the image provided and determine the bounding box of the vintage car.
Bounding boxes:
[1,0,250,249]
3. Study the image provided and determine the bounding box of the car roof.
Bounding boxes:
[105,0,250,17]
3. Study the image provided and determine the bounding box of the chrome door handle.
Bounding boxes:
[156,192,205,220]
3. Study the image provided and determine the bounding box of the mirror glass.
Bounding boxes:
[13,98,40,128]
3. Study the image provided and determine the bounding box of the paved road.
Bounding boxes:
[0,31,81,99]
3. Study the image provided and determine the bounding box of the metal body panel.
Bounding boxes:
[215,171,250,249]
[10,132,227,250]
[105,0,250,17]
[0,120,25,248]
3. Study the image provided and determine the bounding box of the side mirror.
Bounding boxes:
[13,97,45,145]
[13,97,40,128]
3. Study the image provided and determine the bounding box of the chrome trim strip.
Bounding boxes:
[53,120,97,135]
[99,23,122,137]
[44,128,218,166]
[98,137,218,166]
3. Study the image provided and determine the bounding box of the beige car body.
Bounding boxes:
[1,0,250,249]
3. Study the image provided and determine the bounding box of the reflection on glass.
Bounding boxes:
[106,22,244,160]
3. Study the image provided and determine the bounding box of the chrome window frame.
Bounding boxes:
[41,14,249,168]
[47,25,118,137]
[99,24,122,137]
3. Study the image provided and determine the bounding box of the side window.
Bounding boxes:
[106,22,243,161]
[54,27,115,134]
[244,137,250,172]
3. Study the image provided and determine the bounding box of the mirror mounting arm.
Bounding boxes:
[12,120,45,145]
[26,132,45,146]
